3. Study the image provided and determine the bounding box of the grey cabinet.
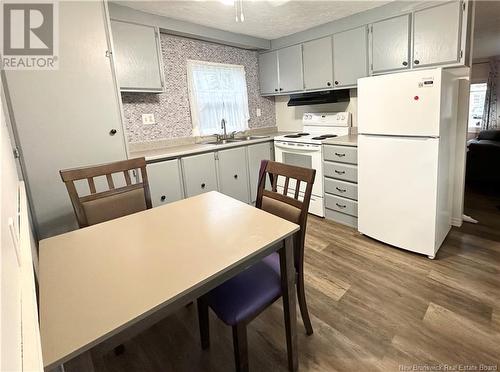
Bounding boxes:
[147,160,183,207]
[110,20,164,92]
[413,2,462,67]
[181,153,218,197]
[4,1,128,239]
[247,142,273,203]
[371,14,411,73]
[333,26,368,87]
[278,45,304,93]
[303,37,333,90]
[258,51,279,95]
[217,147,250,203]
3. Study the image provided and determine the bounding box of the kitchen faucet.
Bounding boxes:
[221,118,227,139]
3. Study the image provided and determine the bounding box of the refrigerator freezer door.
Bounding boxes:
[358,135,438,256]
[358,69,441,137]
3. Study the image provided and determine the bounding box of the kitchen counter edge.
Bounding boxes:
[128,133,288,162]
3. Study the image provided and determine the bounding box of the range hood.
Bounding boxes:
[287,89,350,107]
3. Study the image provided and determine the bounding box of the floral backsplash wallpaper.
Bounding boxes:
[121,34,276,143]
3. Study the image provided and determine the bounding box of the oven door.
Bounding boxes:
[274,141,323,197]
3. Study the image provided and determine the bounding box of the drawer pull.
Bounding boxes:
[334,170,346,175]
[335,187,346,193]
[334,152,346,157]
[234,174,238,179]
[160,195,166,202]
[336,203,346,209]
[201,183,206,189]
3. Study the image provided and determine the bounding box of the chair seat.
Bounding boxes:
[207,258,282,326]
[262,252,280,276]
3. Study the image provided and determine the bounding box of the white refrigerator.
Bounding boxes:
[357,68,458,259]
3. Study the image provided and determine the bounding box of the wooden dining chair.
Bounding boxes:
[60,157,152,228]
[197,160,316,372]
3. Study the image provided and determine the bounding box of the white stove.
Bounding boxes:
[274,112,351,217]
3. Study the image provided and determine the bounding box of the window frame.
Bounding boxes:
[186,59,250,137]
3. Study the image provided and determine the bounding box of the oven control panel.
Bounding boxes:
[302,112,351,127]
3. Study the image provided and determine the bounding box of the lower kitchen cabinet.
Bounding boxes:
[247,142,273,203]
[181,153,218,197]
[217,147,250,203]
[147,159,183,207]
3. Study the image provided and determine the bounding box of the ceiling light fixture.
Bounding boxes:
[234,0,244,22]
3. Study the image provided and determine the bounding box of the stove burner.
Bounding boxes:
[284,133,310,138]
[312,134,338,140]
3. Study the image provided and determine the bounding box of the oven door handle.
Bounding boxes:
[274,143,320,152]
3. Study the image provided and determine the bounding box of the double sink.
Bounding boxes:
[203,135,270,145]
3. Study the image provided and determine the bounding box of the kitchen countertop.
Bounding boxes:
[129,133,288,162]
[322,134,358,147]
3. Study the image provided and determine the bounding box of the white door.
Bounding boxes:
[358,69,441,136]
[358,135,438,256]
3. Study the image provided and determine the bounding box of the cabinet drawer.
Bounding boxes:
[325,208,358,228]
[324,178,358,200]
[323,161,357,182]
[325,194,358,217]
[323,145,357,164]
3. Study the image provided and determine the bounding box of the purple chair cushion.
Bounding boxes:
[207,257,282,326]
[262,252,280,276]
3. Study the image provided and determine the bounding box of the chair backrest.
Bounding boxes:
[60,157,152,228]
[255,160,316,270]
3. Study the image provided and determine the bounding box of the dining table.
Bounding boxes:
[39,191,300,371]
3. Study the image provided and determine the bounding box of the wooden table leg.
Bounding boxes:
[279,235,298,372]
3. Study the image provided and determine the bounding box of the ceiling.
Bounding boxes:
[473,0,500,59]
[116,0,391,40]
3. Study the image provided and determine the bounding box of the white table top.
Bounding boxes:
[39,191,299,369]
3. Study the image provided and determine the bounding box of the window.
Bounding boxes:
[468,83,487,131]
[187,60,250,136]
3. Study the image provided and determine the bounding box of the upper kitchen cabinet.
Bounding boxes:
[259,51,279,95]
[333,26,368,88]
[278,45,304,93]
[303,37,333,90]
[370,14,411,73]
[111,20,165,92]
[412,2,463,68]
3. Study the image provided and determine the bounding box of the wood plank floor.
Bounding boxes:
[93,191,500,372]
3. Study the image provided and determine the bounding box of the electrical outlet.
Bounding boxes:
[142,113,155,125]
[256,108,262,117]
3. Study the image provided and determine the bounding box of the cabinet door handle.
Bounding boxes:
[402,61,408,66]
[334,81,339,85]
[234,174,238,179]
[335,187,346,193]
[274,88,278,92]
[334,152,346,157]
[160,195,166,202]
[334,170,345,175]
[201,183,206,189]
[279,88,283,91]
[336,203,346,209]
[109,129,117,136]
[414,60,420,65]
[327,82,332,87]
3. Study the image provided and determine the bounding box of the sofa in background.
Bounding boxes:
[466,129,500,187]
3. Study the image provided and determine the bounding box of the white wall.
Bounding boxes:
[275,89,358,132]
[1,87,22,371]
